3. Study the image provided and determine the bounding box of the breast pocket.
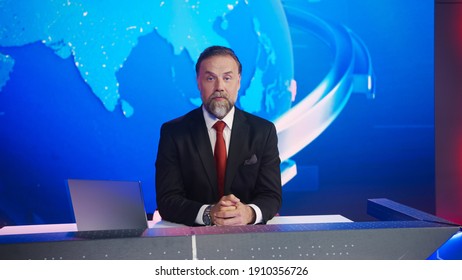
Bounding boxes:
[232,159,260,196]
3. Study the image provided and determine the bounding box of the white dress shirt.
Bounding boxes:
[195,106,263,225]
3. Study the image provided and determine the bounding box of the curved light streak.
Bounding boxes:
[277,3,376,185]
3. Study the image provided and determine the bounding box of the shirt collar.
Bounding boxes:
[202,105,235,131]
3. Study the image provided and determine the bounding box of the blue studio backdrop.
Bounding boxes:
[0,0,434,225]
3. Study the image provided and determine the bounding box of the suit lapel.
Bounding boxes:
[188,108,218,198]
[188,107,250,198]
[225,108,249,194]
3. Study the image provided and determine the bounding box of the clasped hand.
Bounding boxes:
[210,194,256,226]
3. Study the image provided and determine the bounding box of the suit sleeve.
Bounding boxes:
[155,123,203,226]
[251,122,282,223]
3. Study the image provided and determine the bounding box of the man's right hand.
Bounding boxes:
[211,194,256,226]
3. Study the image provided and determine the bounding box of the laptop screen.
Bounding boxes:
[67,179,148,231]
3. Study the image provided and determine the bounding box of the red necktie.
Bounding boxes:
[213,121,227,198]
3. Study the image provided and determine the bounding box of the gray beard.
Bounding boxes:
[205,93,234,119]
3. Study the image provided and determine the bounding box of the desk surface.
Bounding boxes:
[0,199,458,260]
[0,214,352,236]
[0,215,459,260]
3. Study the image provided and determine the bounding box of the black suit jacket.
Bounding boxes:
[155,106,282,226]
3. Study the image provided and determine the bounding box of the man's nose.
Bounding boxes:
[215,78,225,91]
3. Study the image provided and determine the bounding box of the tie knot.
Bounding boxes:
[213,121,226,133]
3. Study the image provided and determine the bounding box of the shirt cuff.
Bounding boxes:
[248,204,263,224]
[195,204,210,225]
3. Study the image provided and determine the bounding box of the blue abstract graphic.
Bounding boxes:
[0,0,434,229]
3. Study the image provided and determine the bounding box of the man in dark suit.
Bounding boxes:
[155,46,282,226]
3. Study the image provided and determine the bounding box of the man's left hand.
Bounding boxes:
[211,194,256,226]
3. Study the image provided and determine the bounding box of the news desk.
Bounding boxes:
[0,199,459,260]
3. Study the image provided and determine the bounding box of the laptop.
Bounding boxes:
[67,179,148,232]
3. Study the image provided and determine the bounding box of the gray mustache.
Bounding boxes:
[211,92,228,99]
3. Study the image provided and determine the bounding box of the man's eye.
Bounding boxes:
[207,77,215,81]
